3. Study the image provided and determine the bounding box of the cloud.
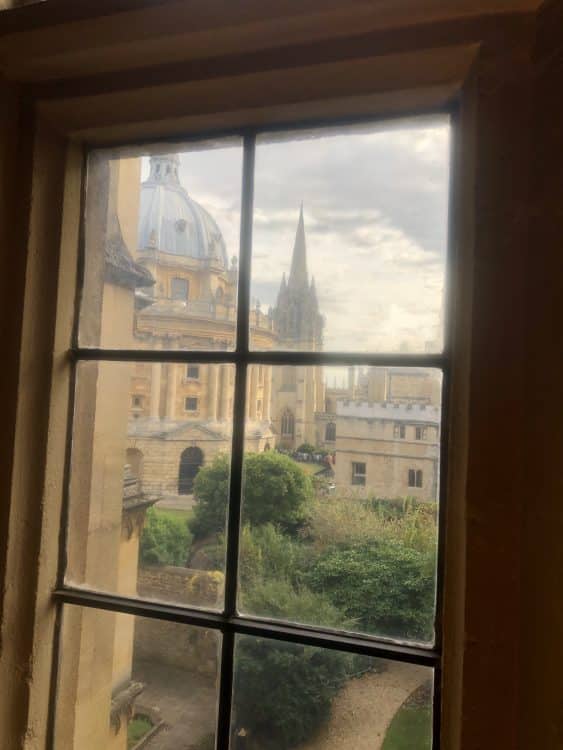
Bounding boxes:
[140,116,450,352]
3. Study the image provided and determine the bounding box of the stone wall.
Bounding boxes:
[134,566,223,675]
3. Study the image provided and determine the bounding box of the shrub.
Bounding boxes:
[189,454,231,540]
[233,580,353,749]
[238,523,311,589]
[306,495,437,555]
[190,452,313,540]
[306,540,436,642]
[140,508,192,566]
[296,442,315,454]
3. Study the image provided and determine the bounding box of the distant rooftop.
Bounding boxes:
[336,400,440,424]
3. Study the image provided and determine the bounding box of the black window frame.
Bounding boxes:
[52,118,453,750]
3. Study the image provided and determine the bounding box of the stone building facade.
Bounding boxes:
[120,156,325,496]
[333,367,442,500]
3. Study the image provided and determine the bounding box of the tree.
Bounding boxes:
[190,452,313,540]
[233,580,354,749]
[306,539,436,642]
[139,508,192,566]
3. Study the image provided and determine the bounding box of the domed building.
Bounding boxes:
[125,154,327,498]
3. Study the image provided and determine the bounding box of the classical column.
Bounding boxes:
[150,362,161,418]
[219,365,229,421]
[207,364,219,421]
[249,366,258,420]
[263,365,272,422]
[165,363,177,419]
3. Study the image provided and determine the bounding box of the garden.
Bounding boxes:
[140,451,437,750]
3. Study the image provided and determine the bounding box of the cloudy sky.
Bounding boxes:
[142,115,450,353]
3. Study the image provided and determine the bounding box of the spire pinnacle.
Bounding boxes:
[288,204,308,289]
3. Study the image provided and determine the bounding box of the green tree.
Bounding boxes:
[190,452,313,540]
[306,540,436,641]
[139,508,192,566]
[233,580,354,749]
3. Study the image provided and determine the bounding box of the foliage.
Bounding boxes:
[189,454,231,540]
[238,523,311,589]
[306,539,436,641]
[233,580,354,749]
[140,507,192,567]
[382,702,432,750]
[296,442,315,454]
[190,452,313,540]
[305,495,437,555]
[127,715,153,749]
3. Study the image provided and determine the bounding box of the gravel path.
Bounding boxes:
[297,661,429,750]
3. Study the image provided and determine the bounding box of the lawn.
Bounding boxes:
[381,701,432,750]
[127,715,153,748]
[290,459,325,476]
[153,507,193,524]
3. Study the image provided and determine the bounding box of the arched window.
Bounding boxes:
[178,446,204,494]
[325,422,336,442]
[281,409,294,437]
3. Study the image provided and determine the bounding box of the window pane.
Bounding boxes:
[250,117,450,352]
[79,139,242,351]
[236,365,441,643]
[231,635,433,749]
[65,360,235,609]
[55,605,220,750]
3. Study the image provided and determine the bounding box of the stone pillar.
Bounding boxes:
[219,365,229,421]
[165,363,177,419]
[208,364,219,421]
[150,362,161,418]
[249,366,258,420]
[263,366,272,422]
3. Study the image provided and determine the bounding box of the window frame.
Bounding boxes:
[47,116,455,750]
[184,395,198,412]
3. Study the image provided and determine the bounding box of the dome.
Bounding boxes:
[137,154,228,267]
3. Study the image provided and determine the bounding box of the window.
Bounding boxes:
[53,117,449,750]
[415,426,426,440]
[185,396,198,411]
[131,395,143,408]
[394,423,406,439]
[408,469,424,488]
[351,461,366,485]
[280,408,295,437]
[171,276,189,301]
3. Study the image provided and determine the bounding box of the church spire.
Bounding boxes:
[288,203,309,289]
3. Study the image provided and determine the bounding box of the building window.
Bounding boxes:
[185,397,198,412]
[256,399,262,412]
[281,409,295,437]
[415,426,426,440]
[351,462,366,486]
[53,117,450,750]
[408,469,423,488]
[131,395,143,408]
[394,423,406,439]
[171,277,189,301]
